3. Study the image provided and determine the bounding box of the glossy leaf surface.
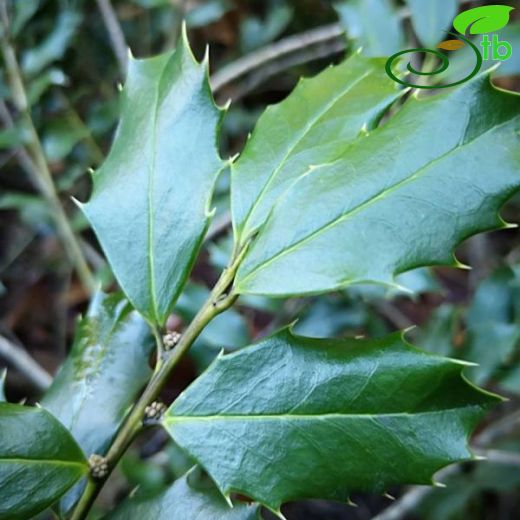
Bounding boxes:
[235,75,520,297]
[106,469,260,519]
[81,30,225,325]
[406,0,458,47]
[335,0,403,56]
[163,329,497,512]
[42,292,153,512]
[0,403,87,519]
[42,291,153,458]
[231,52,401,241]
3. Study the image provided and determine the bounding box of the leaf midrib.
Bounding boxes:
[238,115,517,286]
[238,67,374,238]
[166,407,479,423]
[147,62,166,323]
[0,457,86,468]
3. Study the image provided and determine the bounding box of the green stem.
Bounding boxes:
[416,52,437,88]
[69,251,246,520]
[69,479,97,520]
[0,8,96,293]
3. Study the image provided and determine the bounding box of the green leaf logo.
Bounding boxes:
[453,5,514,35]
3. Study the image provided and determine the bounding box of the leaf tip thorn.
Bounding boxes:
[71,196,83,209]
[403,325,417,335]
[222,493,233,508]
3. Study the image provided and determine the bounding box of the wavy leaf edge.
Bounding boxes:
[162,326,501,515]
[233,69,520,298]
[79,24,228,326]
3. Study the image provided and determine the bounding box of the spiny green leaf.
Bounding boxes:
[106,468,260,519]
[334,0,404,57]
[162,328,498,512]
[406,0,458,47]
[42,291,153,512]
[235,74,520,297]
[81,28,226,325]
[43,291,153,458]
[231,52,402,241]
[0,403,88,519]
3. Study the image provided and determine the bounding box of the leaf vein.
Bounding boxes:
[239,116,518,285]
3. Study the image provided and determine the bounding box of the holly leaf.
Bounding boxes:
[43,291,153,459]
[334,0,404,57]
[406,0,458,47]
[231,52,402,241]
[81,28,226,325]
[42,291,154,512]
[234,74,520,297]
[0,403,88,519]
[106,468,260,519]
[162,328,497,513]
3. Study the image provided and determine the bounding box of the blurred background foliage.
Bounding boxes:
[0,1,519,519]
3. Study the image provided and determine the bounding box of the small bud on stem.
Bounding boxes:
[163,331,181,351]
[88,454,109,479]
[144,400,167,422]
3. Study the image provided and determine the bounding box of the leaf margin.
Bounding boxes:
[162,325,501,514]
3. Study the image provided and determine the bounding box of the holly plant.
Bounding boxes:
[1,25,519,520]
